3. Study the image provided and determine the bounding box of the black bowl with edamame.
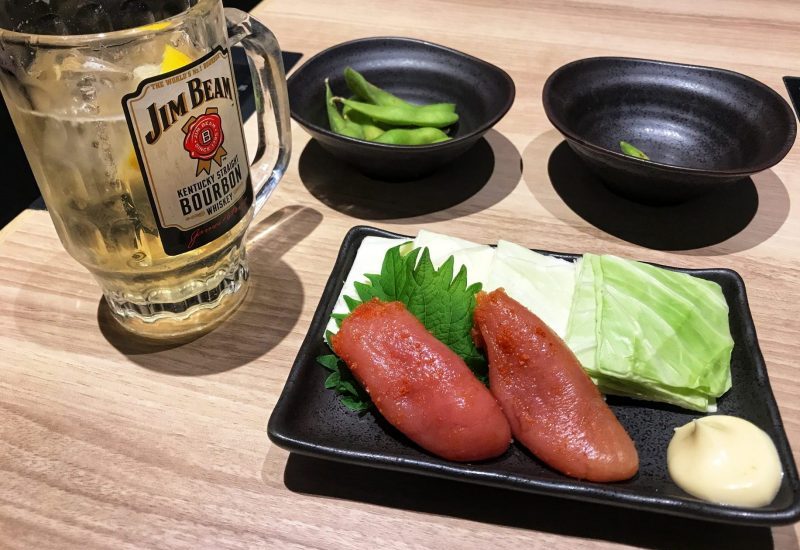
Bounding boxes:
[287,37,515,180]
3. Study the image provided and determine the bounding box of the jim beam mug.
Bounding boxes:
[0,0,291,339]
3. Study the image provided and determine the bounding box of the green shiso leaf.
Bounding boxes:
[320,243,486,410]
[340,396,371,412]
[324,371,341,389]
[348,244,486,380]
[317,354,340,372]
[315,354,371,412]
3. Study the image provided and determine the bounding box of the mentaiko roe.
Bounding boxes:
[473,289,639,482]
[332,298,511,462]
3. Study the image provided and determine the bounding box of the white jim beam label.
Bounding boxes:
[123,46,253,256]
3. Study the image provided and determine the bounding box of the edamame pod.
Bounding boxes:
[344,109,386,141]
[344,66,414,108]
[344,67,456,113]
[325,79,364,139]
[334,97,459,128]
[372,127,451,145]
[341,95,358,119]
[620,141,650,160]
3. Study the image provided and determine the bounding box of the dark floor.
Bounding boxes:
[225,0,260,9]
[1,101,39,228]
[0,0,262,229]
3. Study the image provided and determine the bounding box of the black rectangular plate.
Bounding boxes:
[267,226,800,526]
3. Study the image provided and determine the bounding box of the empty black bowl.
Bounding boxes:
[543,57,797,203]
[287,37,515,180]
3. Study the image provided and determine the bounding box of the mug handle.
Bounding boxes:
[224,8,291,215]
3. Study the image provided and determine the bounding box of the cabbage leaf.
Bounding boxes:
[565,254,733,412]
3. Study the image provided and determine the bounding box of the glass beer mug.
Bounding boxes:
[0,0,291,339]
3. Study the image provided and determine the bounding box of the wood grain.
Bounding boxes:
[2,0,800,547]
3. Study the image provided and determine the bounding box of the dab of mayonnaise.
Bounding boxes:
[667,415,783,508]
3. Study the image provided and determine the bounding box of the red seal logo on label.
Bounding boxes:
[182,107,228,176]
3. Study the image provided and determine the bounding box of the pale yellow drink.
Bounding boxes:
[0,1,291,339]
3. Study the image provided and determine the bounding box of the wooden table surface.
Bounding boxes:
[3,0,800,548]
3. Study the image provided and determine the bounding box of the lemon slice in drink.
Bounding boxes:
[161,45,193,72]
[138,21,171,32]
[127,45,195,170]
